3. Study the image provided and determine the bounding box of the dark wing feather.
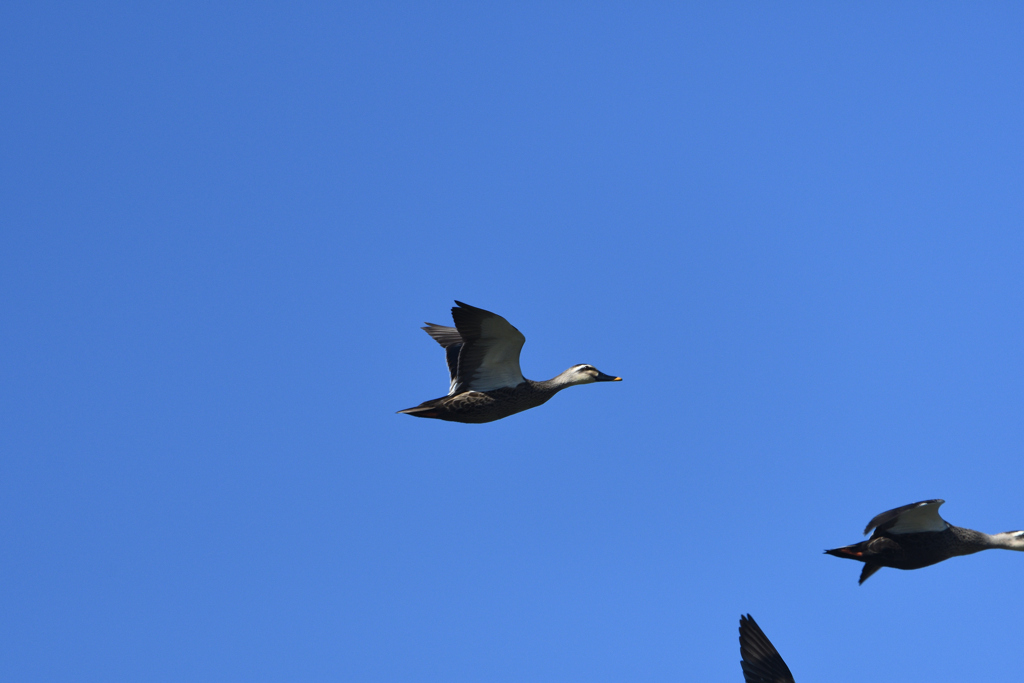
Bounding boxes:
[863,499,946,535]
[422,324,464,394]
[859,563,883,584]
[449,301,525,392]
[422,324,462,348]
[443,344,462,389]
[739,615,795,683]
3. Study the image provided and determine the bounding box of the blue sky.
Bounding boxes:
[2,3,1022,681]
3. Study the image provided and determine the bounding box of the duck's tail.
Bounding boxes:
[397,405,441,418]
[824,544,865,560]
[824,543,881,584]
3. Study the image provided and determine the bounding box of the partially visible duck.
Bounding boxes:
[398,301,621,423]
[825,499,1024,584]
[739,614,795,683]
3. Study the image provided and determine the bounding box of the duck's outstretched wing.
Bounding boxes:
[423,324,462,349]
[859,563,883,584]
[864,499,948,536]
[448,301,526,393]
[739,615,795,683]
[422,324,463,395]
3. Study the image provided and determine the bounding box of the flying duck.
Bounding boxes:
[398,301,621,423]
[739,614,795,683]
[825,499,1024,584]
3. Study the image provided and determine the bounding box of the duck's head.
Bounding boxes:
[560,364,622,386]
[991,530,1024,550]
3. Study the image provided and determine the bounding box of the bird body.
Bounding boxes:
[399,301,620,423]
[825,499,1024,584]
[398,379,560,423]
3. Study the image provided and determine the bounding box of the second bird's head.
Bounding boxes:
[564,364,622,385]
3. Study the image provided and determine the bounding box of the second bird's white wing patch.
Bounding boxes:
[887,500,949,534]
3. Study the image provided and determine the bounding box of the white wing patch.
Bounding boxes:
[464,315,526,391]
[887,501,949,535]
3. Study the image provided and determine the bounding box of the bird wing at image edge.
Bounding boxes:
[739,615,795,683]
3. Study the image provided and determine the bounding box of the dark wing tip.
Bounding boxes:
[452,300,494,317]
[738,614,795,683]
[422,324,463,350]
[452,300,500,316]
[858,563,882,584]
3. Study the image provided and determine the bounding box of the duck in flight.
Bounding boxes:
[398,301,621,423]
[825,499,1024,584]
[739,614,795,683]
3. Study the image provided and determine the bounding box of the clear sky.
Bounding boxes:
[2,3,1022,682]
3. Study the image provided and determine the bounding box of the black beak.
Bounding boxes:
[594,371,622,382]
